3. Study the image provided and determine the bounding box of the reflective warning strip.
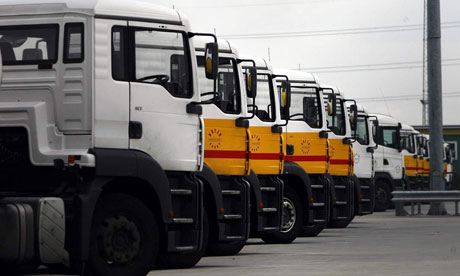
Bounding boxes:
[406,167,417,171]
[249,153,283,160]
[285,155,328,162]
[330,159,350,165]
[204,150,247,159]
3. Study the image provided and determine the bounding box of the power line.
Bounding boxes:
[220,21,460,39]
[300,61,460,73]
[354,92,460,103]
[179,0,344,9]
[297,58,460,71]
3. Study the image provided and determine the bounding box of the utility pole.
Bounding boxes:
[427,0,447,215]
[421,0,428,125]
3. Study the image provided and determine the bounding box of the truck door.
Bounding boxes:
[117,22,201,172]
[381,127,403,180]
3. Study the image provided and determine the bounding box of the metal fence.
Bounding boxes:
[391,191,460,216]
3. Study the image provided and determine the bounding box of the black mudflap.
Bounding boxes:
[256,176,283,233]
[216,176,250,242]
[308,175,330,225]
[330,176,353,221]
[357,177,375,215]
[166,172,203,253]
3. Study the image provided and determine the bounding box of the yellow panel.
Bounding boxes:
[329,138,352,176]
[404,155,418,177]
[249,126,283,175]
[204,119,248,175]
[284,132,328,175]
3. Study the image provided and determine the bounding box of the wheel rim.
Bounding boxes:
[376,187,387,206]
[96,214,141,265]
[281,197,296,233]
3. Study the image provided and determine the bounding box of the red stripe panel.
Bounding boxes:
[204,150,246,159]
[330,159,350,165]
[250,153,282,160]
[406,167,417,171]
[285,155,328,162]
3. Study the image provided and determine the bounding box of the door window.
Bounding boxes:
[197,57,241,114]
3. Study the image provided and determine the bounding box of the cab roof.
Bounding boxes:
[320,84,345,98]
[240,55,273,72]
[273,68,318,84]
[193,37,235,55]
[401,123,415,132]
[0,0,183,25]
[370,113,400,126]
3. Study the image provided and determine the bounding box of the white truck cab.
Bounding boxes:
[371,113,404,211]
[350,104,377,215]
[0,1,217,274]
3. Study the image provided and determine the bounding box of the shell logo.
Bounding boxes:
[301,139,311,155]
[330,145,336,158]
[251,134,261,152]
[208,129,222,149]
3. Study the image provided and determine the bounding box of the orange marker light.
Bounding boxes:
[333,197,337,201]
[259,202,264,208]
[310,197,315,203]
[68,155,75,164]
[168,210,174,218]
[219,208,225,214]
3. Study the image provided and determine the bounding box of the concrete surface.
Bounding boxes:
[23,204,460,276]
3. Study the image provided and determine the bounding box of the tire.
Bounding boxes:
[206,240,246,256]
[86,193,159,276]
[260,185,303,244]
[157,209,209,269]
[374,180,391,212]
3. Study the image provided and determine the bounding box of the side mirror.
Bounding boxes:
[349,104,358,132]
[246,67,257,98]
[204,42,218,80]
[0,51,3,84]
[281,81,291,108]
[282,82,291,120]
[327,94,337,116]
[397,123,402,152]
[366,147,374,153]
[372,120,379,144]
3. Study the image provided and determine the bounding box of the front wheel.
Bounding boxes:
[374,180,391,212]
[87,193,159,276]
[260,186,303,244]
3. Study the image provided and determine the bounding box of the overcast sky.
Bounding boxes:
[154,0,460,126]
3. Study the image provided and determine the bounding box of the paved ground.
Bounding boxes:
[26,204,460,276]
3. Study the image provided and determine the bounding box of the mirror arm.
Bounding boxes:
[188,32,217,43]
[237,59,257,67]
[239,104,258,120]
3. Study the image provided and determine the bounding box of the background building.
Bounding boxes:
[414,125,460,189]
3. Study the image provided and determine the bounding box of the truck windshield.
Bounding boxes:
[287,85,322,128]
[0,24,58,65]
[355,116,369,145]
